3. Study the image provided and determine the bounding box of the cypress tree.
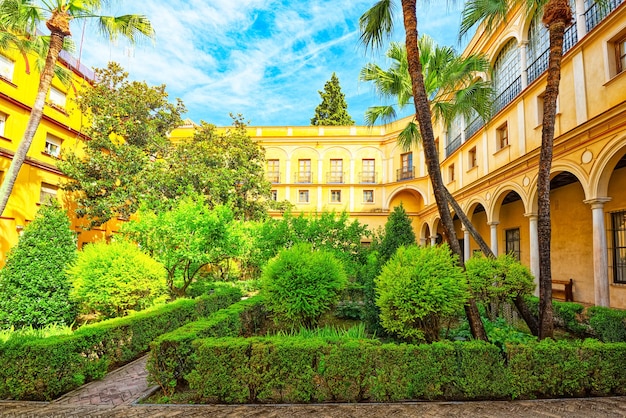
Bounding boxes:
[311,73,355,126]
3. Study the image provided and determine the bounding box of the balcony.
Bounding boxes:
[585,0,622,33]
[445,133,462,158]
[396,167,415,182]
[493,76,522,115]
[527,25,578,85]
[465,116,484,140]
[294,171,313,183]
[266,171,280,183]
[326,171,345,184]
[359,171,378,184]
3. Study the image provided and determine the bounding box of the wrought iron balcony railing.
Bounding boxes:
[396,167,415,182]
[359,171,378,184]
[294,171,313,183]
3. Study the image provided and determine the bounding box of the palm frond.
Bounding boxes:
[359,0,395,51]
[459,0,511,40]
[98,14,154,43]
[397,121,420,151]
[364,105,398,126]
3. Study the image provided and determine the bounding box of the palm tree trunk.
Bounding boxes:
[537,0,572,340]
[0,29,66,217]
[400,0,487,341]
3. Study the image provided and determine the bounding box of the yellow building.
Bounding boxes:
[0,49,119,264]
[2,2,626,310]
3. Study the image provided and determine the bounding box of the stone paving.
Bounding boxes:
[1,355,626,417]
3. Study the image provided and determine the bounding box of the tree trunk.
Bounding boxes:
[400,0,487,341]
[0,24,68,217]
[537,0,572,340]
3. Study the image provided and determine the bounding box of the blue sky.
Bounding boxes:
[77,1,465,127]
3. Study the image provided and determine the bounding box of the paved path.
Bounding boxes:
[1,356,626,417]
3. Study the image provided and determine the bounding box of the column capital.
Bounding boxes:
[487,221,500,226]
[584,197,612,209]
[524,212,538,219]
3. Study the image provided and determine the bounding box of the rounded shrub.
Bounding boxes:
[375,244,468,343]
[261,243,347,329]
[69,240,168,319]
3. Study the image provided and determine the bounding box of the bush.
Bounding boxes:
[375,245,468,343]
[588,306,626,342]
[0,201,77,329]
[69,240,168,319]
[377,203,416,263]
[0,285,242,401]
[465,254,535,320]
[261,243,347,329]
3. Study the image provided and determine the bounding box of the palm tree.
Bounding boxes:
[460,0,579,339]
[0,0,154,217]
[360,0,489,341]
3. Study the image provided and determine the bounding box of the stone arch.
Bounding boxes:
[386,185,428,212]
[320,146,354,159]
[487,34,522,67]
[589,134,626,199]
[528,162,591,212]
[488,182,530,223]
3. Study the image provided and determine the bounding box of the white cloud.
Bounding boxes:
[73,1,468,126]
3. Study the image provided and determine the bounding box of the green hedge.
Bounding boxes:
[184,337,626,403]
[588,306,626,342]
[147,295,266,396]
[0,285,242,401]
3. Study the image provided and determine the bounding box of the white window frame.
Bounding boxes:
[0,55,14,81]
[44,134,62,157]
[298,189,309,203]
[330,189,341,203]
[39,182,58,204]
[48,86,67,108]
[0,112,6,138]
[363,190,374,203]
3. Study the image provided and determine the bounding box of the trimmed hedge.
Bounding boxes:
[0,285,242,401]
[147,295,266,396]
[184,337,626,403]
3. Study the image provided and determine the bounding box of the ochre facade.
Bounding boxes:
[2,2,626,308]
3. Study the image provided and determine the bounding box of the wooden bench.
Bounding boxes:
[552,278,574,302]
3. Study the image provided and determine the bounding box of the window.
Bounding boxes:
[39,183,58,204]
[297,159,311,183]
[0,54,14,81]
[496,123,508,150]
[493,39,521,113]
[330,190,341,203]
[48,86,66,108]
[505,228,521,261]
[446,115,463,157]
[616,35,626,75]
[298,189,309,203]
[329,159,343,183]
[398,152,413,181]
[270,190,277,201]
[363,190,374,203]
[44,134,62,157]
[448,164,455,182]
[361,159,375,183]
[611,210,626,284]
[267,159,280,183]
[468,147,477,169]
[0,112,6,138]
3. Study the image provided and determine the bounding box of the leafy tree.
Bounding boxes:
[0,201,76,328]
[146,115,271,221]
[360,0,488,341]
[0,0,153,217]
[465,254,535,321]
[122,196,244,297]
[261,243,347,329]
[59,62,185,227]
[249,210,370,279]
[378,203,416,262]
[311,72,355,126]
[69,240,168,319]
[375,245,469,343]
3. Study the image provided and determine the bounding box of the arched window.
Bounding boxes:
[493,39,521,114]
[527,0,578,84]
[445,114,463,158]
